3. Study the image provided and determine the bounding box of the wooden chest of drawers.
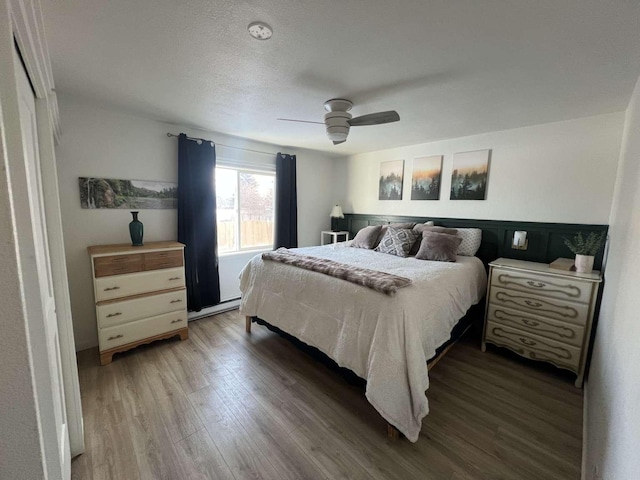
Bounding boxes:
[88,241,188,365]
[482,258,602,387]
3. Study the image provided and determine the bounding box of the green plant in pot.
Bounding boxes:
[563,232,605,273]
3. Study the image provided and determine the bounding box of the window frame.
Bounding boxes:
[216,165,276,255]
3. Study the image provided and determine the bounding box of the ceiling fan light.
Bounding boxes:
[326,125,349,141]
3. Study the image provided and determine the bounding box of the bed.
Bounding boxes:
[239,240,487,442]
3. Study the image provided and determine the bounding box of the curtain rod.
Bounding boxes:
[166,132,277,157]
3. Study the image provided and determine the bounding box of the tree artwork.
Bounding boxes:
[450,150,491,200]
[411,155,443,200]
[79,177,178,209]
[379,160,405,201]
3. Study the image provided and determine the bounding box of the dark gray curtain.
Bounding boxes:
[274,153,298,248]
[177,134,221,311]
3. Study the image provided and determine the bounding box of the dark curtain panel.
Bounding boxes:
[177,133,221,311]
[274,153,298,248]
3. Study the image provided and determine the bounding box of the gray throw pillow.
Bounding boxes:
[415,231,463,262]
[389,222,416,229]
[351,225,383,249]
[409,225,458,255]
[374,228,419,257]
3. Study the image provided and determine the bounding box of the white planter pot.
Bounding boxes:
[575,254,595,274]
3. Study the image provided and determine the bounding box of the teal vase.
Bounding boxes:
[129,211,144,246]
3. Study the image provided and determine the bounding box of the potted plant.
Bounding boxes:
[563,232,606,273]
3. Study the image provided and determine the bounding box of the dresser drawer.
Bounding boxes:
[94,254,143,278]
[97,289,187,328]
[143,250,183,271]
[491,269,593,304]
[490,286,589,326]
[98,310,187,351]
[487,304,585,347]
[485,322,581,372]
[95,267,185,302]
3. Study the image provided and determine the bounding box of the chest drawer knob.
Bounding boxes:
[526,281,547,288]
[104,286,120,292]
[107,334,124,341]
[519,337,536,346]
[170,318,183,324]
[106,312,122,318]
[170,299,183,304]
[522,319,540,327]
[168,277,181,281]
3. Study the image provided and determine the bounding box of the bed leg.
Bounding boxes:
[387,424,400,441]
[245,316,252,333]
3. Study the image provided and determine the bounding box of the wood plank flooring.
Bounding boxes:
[72,309,583,480]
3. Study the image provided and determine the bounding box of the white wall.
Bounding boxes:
[584,77,640,479]
[332,113,623,224]
[56,94,335,350]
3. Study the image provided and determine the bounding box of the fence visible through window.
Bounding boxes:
[215,167,274,253]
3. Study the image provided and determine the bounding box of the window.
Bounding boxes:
[215,167,275,253]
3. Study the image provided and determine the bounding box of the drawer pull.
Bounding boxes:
[519,338,536,346]
[104,286,121,291]
[107,334,124,341]
[524,300,543,308]
[106,312,122,318]
[168,277,181,281]
[170,319,183,324]
[522,319,540,327]
[170,299,183,304]
[526,281,546,288]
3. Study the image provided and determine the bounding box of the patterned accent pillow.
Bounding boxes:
[375,228,419,257]
[456,228,482,256]
[351,225,382,249]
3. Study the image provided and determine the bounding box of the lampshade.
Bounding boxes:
[330,205,344,218]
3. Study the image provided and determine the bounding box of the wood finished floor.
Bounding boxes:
[72,309,583,480]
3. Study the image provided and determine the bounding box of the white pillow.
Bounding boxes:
[456,228,482,256]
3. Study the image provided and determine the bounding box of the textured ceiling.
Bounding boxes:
[42,0,640,155]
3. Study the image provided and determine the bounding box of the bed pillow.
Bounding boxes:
[351,225,383,249]
[389,222,417,229]
[415,231,462,262]
[409,225,458,255]
[456,228,482,256]
[374,227,419,257]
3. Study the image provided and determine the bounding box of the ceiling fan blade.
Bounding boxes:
[333,140,346,145]
[277,118,324,125]
[348,110,400,126]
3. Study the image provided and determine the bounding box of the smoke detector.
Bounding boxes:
[248,22,273,40]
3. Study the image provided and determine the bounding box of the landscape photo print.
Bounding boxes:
[79,177,178,209]
[450,149,491,200]
[378,159,405,200]
[411,155,443,200]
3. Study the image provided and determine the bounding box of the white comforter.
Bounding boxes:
[239,242,487,442]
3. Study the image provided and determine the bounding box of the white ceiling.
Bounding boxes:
[42,0,640,156]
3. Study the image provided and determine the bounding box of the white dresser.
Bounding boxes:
[482,258,602,387]
[88,241,188,365]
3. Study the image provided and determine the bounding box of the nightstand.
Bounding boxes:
[321,230,350,245]
[482,258,602,388]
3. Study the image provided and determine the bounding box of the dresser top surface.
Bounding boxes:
[88,241,185,256]
[490,257,602,282]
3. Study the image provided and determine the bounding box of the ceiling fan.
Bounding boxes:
[278,99,400,145]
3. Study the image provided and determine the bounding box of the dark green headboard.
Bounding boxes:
[340,214,608,270]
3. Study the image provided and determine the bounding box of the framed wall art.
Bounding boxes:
[450,149,491,200]
[378,160,404,200]
[79,177,178,209]
[411,155,443,200]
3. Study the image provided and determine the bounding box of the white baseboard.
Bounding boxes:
[187,298,240,321]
